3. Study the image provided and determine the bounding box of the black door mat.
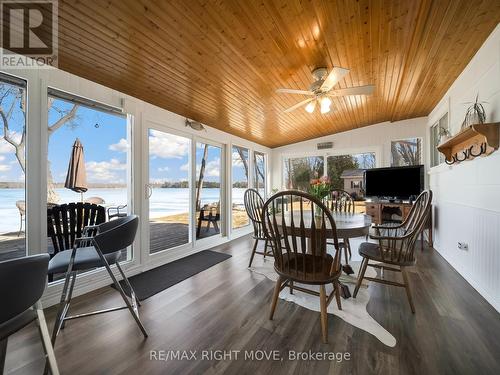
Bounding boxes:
[113,250,231,301]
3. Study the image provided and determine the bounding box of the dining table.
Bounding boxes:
[278,210,372,245]
[277,210,372,297]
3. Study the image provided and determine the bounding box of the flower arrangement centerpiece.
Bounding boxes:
[309,176,331,216]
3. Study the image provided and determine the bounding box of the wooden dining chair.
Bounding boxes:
[326,189,355,264]
[353,190,433,313]
[244,189,272,267]
[262,190,342,343]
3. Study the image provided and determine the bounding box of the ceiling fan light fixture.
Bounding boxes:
[305,100,316,113]
[320,97,332,114]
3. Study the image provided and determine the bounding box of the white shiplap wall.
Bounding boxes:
[428,24,500,312]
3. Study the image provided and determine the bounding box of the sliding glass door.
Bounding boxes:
[147,128,191,253]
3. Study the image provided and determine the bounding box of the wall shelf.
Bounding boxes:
[437,122,499,164]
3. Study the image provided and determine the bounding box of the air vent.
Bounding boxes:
[317,142,333,150]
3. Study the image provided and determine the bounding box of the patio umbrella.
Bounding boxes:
[65,138,88,201]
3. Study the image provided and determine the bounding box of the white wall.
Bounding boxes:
[427,24,500,312]
[270,117,428,189]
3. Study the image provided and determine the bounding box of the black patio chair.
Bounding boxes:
[49,215,147,347]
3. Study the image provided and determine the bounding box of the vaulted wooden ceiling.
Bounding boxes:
[56,0,500,148]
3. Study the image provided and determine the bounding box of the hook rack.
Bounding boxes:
[437,123,499,165]
[444,142,487,165]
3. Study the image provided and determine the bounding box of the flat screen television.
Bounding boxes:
[364,165,424,199]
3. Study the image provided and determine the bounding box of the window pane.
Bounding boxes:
[148,130,191,252]
[232,146,249,229]
[430,113,449,167]
[391,138,422,166]
[47,95,131,277]
[196,143,222,240]
[327,153,375,199]
[430,124,439,167]
[0,77,27,261]
[253,151,266,197]
[283,156,324,191]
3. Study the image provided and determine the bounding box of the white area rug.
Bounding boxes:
[250,259,397,347]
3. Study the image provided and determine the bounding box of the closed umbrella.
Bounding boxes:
[65,138,88,201]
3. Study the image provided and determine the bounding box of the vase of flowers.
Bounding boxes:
[309,176,331,216]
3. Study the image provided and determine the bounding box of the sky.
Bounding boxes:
[0,82,248,185]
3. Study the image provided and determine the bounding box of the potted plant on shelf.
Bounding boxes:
[438,126,452,144]
[309,176,331,216]
[461,94,487,130]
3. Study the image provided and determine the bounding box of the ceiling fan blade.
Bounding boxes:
[320,67,350,91]
[328,85,375,97]
[276,88,315,95]
[284,98,314,113]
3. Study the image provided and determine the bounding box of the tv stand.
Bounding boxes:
[365,201,433,247]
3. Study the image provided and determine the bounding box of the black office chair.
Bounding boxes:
[49,215,147,347]
[0,254,59,375]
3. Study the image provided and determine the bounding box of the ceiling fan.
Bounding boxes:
[276,67,375,114]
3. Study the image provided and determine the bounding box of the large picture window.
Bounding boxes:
[391,138,422,166]
[47,92,131,263]
[283,156,324,191]
[327,152,375,198]
[232,145,249,229]
[0,74,27,261]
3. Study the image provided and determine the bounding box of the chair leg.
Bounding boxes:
[333,280,342,310]
[36,303,60,375]
[60,272,77,330]
[263,239,268,259]
[18,214,22,237]
[269,276,283,320]
[0,338,7,375]
[343,243,349,265]
[289,280,293,295]
[346,238,352,258]
[100,257,148,338]
[115,261,141,307]
[401,267,416,313]
[51,252,76,345]
[353,257,369,298]
[248,238,259,268]
[319,285,328,344]
[196,218,202,238]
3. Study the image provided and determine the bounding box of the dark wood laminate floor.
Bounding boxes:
[4,235,500,375]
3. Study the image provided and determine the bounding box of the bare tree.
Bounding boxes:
[0,85,78,203]
[195,143,209,211]
[235,147,249,182]
[254,153,265,189]
[359,153,376,169]
[391,139,421,166]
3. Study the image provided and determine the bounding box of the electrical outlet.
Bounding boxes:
[458,242,469,251]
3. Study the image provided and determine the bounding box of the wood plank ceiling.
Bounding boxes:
[56,0,500,148]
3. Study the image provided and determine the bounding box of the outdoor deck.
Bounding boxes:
[0,221,221,262]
